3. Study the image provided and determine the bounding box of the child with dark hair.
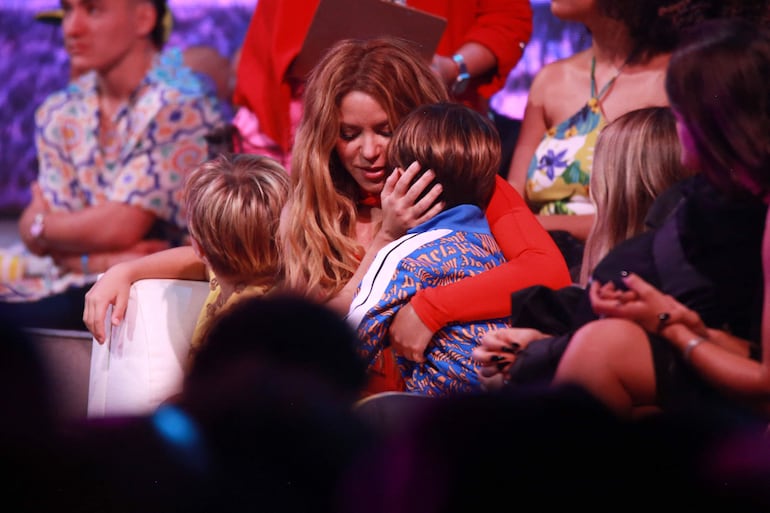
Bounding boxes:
[346,102,510,396]
[189,293,368,402]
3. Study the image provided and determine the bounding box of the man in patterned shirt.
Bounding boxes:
[346,103,512,396]
[11,0,224,329]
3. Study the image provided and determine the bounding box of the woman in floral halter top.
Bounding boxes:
[527,56,627,217]
[506,0,684,279]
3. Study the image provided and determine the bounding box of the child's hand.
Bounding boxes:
[83,263,134,344]
[380,161,444,240]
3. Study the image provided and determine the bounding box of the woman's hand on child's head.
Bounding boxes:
[380,161,444,240]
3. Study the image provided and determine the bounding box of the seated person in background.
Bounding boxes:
[183,154,289,364]
[473,18,769,420]
[11,0,225,330]
[471,107,690,381]
[231,0,533,172]
[550,18,770,423]
[35,6,233,105]
[577,105,695,285]
[188,293,369,405]
[346,102,511,396]
[506,0,682,279]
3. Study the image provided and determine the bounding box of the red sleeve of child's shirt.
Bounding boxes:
[410,175,571,332]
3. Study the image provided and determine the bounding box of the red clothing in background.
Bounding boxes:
[232,0,532,154]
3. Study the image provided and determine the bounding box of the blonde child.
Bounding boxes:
[184,153,289,358]
[578,106,695,285]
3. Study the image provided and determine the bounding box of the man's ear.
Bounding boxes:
[133,1,157,41]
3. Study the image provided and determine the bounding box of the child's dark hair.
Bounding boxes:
[387,102,500,210]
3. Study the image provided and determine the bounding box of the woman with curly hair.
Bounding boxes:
[280,38,571,388]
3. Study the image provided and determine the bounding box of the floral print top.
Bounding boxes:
[34,48,225,239]
[525,57,617,216]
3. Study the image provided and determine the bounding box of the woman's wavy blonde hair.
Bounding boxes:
[579,107,695,285]
[280,37,448,299]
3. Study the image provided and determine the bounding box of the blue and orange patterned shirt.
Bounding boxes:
[34,48,225,240]
[346,205,511,397]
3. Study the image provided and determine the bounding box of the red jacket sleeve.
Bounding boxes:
[411,0,533,99]
[231,0,317,152]
[410,175,572,332]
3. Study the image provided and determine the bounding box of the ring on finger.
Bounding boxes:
[656,312,671,334]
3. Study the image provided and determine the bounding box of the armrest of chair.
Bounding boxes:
[87,278,210,418]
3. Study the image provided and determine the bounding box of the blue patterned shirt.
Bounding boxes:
[346,205,511,396]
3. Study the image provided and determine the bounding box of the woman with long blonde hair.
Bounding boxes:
[281,38,449,299]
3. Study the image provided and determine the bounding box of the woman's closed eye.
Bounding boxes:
[339,123,393,142]
[339,128,360,142]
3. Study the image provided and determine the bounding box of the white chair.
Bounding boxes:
[87,278,209,418]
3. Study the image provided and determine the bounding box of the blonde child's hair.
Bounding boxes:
[184,153,290,282]
[579,107,695,285]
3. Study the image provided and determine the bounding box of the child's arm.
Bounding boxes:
[83,245,206,343]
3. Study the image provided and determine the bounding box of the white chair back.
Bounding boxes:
[87,278,209,417]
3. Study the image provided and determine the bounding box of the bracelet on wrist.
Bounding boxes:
[683,337,706,363]
[451,53,470,95]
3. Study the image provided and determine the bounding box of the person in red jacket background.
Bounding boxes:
[230,0,533,172]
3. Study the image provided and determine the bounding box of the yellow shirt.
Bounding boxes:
[189,271,274,368]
